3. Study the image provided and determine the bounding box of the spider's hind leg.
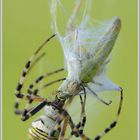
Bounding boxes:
[94,88,123,140]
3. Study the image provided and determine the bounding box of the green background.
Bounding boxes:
[2,0,138,140]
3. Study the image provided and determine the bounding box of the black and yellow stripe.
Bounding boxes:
[29,127,48,140]
[29,124,60,140]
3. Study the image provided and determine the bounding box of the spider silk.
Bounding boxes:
[50,0,121,93]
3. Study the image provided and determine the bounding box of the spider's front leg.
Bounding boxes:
[21,99,51,121]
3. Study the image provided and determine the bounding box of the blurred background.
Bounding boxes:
[2,0,138,140]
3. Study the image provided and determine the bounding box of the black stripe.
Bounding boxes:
[14,102,19,108]
[33,89,39,95]
[71,131,79,137]
[25,61,31,69]
[27,89,32,94]
[16,83,23,91]
[21,109,29,121]
[110,121,117,128]
[117,107,121,115]
[35,75,44,83]
[29,100,48,116]
[22,71,26,77]
[82,117,86,126]
[29,99,33,104]
[94,136,101,140]
[29,130,43,140]
[50,130,56,137]
[23,109,28,116]
[76,123,81,128]
[16,93,24,98]
[35,34,56,55]
[29,84,34,89]
[34,128,48,137]
[26,95,33,103]
[104,128,110,133]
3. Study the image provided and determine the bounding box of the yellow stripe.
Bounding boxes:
[30,127,48,140]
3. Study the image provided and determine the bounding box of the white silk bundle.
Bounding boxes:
[50,0,121,93]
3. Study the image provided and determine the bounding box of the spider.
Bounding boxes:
[14,34,88,139]
[14,34,123,140]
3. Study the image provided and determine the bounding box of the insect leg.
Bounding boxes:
[67,0,82,32]
[86,86,112,106]
[93,88,123,140]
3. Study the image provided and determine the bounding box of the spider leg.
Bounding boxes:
[14,93,45,115]
[47,101,76,139]
[76,94,87,134]
[50,99,90,140]
[48,105,70,138]
[30,78,66,96]
[77,85,87,133]
[69,113,90,140]
[93,88,123,140]
[48,110,78,139]
[21,99,51,121]
[18,78,65,119]
[28,52,46,74]
[70,94,88,139]
[27,68,64,94]
[14,34,56,115]
[86,86,112,106]
[59,116,69,140]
